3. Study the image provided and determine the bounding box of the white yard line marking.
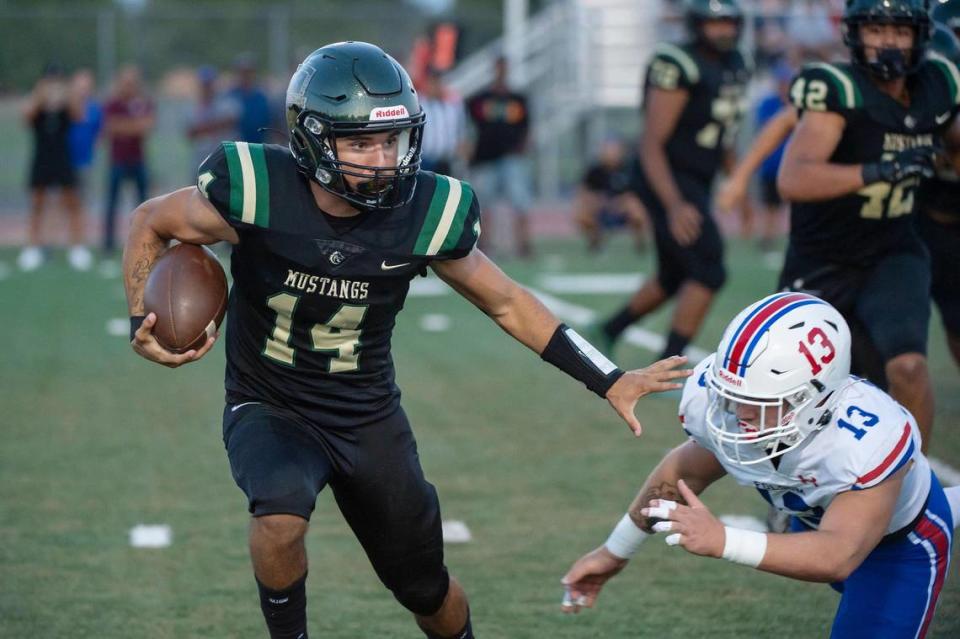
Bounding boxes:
[106,318,129,337]
[528,287,709,361]
[129,524,172,548]
[538,273,645,295]
[930,457,960,487]
[442,520,472,543]
[419,313,452,332]
[718,515,767,532]
[408,276,451,297]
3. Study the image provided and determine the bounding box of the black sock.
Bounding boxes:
[422,609,473,639]
[256,572,308,639]
[660,330,690,359]
[603,306,639,339]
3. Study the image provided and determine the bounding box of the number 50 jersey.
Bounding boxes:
[681,356,930,534]
[787,57,960,266]
[198,142,480,429]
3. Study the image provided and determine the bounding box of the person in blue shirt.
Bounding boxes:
[229,54,272,144]
[716,60,796,253]
[753,62,793,251]
[68,68,102,186]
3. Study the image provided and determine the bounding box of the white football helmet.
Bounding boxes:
[705,292,851,465]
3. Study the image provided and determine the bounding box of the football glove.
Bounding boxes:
[861,146,939,185]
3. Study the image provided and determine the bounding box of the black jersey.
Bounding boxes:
[198,143,480,429]
[640,42,750,185]
[787,57,960,265]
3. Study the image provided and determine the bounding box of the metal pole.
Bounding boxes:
[503,0,528,86]
[268,5,290,81]
[97,8,116,89]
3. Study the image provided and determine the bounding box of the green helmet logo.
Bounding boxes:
[286,41,425,211]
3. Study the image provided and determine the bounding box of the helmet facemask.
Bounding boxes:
[843,15,930,80]
[691,17,743,54]
[290,110,424,211]
[705,373,819,466]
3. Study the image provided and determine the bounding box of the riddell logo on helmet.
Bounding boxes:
[369,105,409,121]
[717,368,743,387]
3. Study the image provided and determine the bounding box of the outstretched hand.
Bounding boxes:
[560,546,628,614]
[606,355,692,435]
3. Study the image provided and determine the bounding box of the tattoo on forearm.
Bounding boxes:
[127,241,162,312]
[630,481,681,533]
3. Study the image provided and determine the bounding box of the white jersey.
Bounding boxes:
[681,356,931,533]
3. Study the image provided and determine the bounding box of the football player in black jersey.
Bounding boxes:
[591,0,750,360]
[778,0,960,452]
[922,0,960,370]
[121,42,690,639]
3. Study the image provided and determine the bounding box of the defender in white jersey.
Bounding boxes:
[561,293,957,638]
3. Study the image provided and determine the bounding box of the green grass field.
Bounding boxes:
[1,236,958,638]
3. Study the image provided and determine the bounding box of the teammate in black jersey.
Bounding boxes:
[592,0,750,360]
[121,42,689,639]
[778,0,960,451]
[923,0,960,370]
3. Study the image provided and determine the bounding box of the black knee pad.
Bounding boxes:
[385,557,450,616]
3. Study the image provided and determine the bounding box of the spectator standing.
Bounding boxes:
[229,54,272,144]
[67,68,102,194]
[574,137,649,253]
[787,0,840,62]
[102,65,154,255]
[466,56,534,257]
[185,66,239,177]
[19,63,92,272]
[418,68,466,176]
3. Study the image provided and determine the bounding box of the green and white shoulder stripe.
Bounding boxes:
[413,175,475,256]
[928,52,960,104]
[805,62,862,109]
[222,141,271,227]
[653,43,700,84]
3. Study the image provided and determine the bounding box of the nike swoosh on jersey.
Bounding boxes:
[936,112,952,125]
[381,261,411,270]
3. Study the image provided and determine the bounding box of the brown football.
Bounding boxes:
[143,243,228,354]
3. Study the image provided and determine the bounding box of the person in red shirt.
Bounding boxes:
[103,65,154,255]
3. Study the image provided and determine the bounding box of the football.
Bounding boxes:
[143,243,228,354]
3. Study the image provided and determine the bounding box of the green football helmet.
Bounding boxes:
[932,0,960,36]
[685,0,743,52]
[286,41,425,211]
[842,0,932,79]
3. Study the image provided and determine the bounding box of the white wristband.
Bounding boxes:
[721,526,767,568]
[604,514,650,559]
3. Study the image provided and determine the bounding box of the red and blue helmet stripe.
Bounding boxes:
[722,292,827,377]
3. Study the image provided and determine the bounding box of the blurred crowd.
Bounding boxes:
[16,55,279,272]
[15,0,860,269]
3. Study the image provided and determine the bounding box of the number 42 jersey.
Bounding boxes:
[197,142,480,429]
[787,56,960,265]
[680,356,931,534]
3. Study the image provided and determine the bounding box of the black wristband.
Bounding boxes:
[130,315,146,341]
[540,324,625,398]
[861,162,882,185]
